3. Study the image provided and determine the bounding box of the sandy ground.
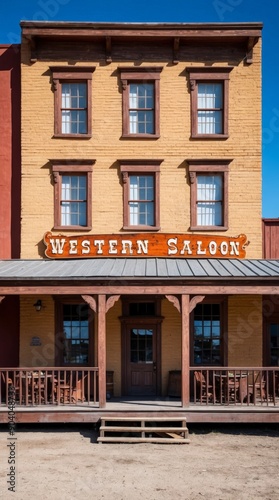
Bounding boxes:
[0,423,278,500]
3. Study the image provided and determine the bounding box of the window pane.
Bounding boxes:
[197,83,223,134]
[128,175,154,226]
[130,328,153,363]
[129,83,154,109]
[61,175,87,226]
[270,324,279,365]
[61,83,87,134]
[129,83,154,134]
[197,174,223,226]
[129,111,154,134]
[62,83,87,109]
[62,304,89,364]
[198,83,222,109]
[197,202,222,226]
[193,304,221,366]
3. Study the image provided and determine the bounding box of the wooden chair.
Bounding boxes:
[32,374,46,404]
[194,371,213,403]
[248,371,266,403]
[72,374,88,403]
[1,372,20,403]
[56,374,71,404]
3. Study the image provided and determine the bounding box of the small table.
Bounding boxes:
[214,373,249,404]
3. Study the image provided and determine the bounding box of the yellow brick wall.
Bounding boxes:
[20,38,262,259]
[228,295,262,366]
[161,299,181,395]
[20,296,55,366]
[106,301,122,397]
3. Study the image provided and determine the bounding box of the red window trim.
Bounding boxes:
[50,66,95,138]
[50,159,95,231]
[186,67,233,139]
[119,159,163,231]
[188,160,231,231]
[119,67,163,138]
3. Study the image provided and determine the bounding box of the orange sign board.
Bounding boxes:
[44,232,248,259]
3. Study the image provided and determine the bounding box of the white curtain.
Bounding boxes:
[198,83,222,134]
[197,174,222,226]
[61,175,71,225]
[61,84,71,134]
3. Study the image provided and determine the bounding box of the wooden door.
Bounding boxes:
[123,323,158,396]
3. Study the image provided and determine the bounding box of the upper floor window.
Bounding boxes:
[120,160,163,230]
[51,160,95,231]
[119,67,163,138]
[50,66,95,138]
[188,160,231,231]
[187,67,233,139]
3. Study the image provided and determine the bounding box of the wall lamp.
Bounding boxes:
[33,299,42,312]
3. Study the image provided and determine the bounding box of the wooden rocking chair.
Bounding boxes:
[194,371,213,403]
[248,371,266,403]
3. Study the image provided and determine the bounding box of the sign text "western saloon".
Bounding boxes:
[44,232,248,259]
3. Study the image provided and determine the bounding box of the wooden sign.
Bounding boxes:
[44,232,248,259]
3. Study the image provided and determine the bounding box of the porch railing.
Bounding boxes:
[190,367,279,406]
[0,368,98,406]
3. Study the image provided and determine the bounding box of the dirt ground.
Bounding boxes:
[0,423,278,500]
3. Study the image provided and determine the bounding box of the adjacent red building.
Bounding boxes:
[0,45,21,366]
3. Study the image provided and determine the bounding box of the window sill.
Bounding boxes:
[53,226,92,231]
[191,134,229,140]
[190,226,228,231]
[53,133,92,139]
[122,225,160,231]
[121,133,160,140]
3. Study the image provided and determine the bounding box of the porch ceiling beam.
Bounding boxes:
[1,285,279,295]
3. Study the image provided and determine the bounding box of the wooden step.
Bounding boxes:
[97,416,189,444]
[98,436,190,444]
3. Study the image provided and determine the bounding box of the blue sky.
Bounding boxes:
[0,0,278,218]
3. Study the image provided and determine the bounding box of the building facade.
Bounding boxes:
[1,21,278,423]
[0,45,20,367]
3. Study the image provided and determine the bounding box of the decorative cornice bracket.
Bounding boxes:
[82,294,97,312]
[173,37,180,64]
[165,295,181,313]
[246,36,256,64]
[189,295,205,313]
[24,35,38,63]
[189,171,195,184]
[106,36,112,64]
[106,295,120,313]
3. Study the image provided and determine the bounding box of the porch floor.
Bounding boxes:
[1,397,278,424]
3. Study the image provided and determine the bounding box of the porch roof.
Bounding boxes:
[0,258,279,281]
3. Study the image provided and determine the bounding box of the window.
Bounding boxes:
[192,302,226,366]
[188,160,230,231]
[119,67,162,138]
[120,160,162,230]
[187,67,233,138]
[269,324,279,366]
[55,300,94,367]
[51,160,95,230]
[50,66,95,138]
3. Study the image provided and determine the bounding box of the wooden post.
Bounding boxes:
[97,294,106,408]
[181,294,190,407]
